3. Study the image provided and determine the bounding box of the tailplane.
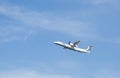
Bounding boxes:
[86,46,93,51]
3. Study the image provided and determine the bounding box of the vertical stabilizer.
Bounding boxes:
[86,46,93,51]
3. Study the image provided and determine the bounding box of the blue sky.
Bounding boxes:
[0,0,120,78]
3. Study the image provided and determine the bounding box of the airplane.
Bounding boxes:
[54,40,93,53]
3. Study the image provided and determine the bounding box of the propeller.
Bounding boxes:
[68,41,71,45]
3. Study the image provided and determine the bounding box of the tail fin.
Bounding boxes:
[86,46,93,51]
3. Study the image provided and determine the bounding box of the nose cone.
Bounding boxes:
[54,41,62,45]
[54,41,58,44]
[54,41,60,44]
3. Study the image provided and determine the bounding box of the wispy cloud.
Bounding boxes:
[0,56,119,78]
[0,4,120,44]
[0,68,119,78]
[51,0,120,5]
[0,25,36,42]
[0,70,71,78]
[84,0,114,4]
[94,69,120,78]
[0,6,40,42]
[0,5,96,42]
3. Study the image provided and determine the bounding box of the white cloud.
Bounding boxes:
[0,70,71,78]
[0,5,120,44]
[0,69,119,78]
[94,70,120,78]
[84,0,113,4]
[54,60,81,71]
[0,6,40,42]
[0,5,96,42]
[0,26,36,42]
[50,0,120,5]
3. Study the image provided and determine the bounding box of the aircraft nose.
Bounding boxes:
[54,41,57,44]
[54,41,61,44]
[54,41,59,44]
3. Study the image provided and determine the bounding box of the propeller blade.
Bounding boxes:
[68,41,71,44]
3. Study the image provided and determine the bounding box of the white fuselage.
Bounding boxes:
[54,41,90,53]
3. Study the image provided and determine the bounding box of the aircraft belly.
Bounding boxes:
[74,47,86,52]
[64,44,71,49]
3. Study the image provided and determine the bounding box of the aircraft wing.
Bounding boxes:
[73,41,80,47]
